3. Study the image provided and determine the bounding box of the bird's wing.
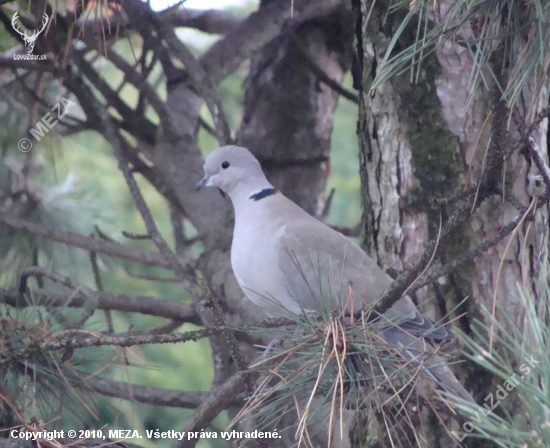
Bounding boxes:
[271,200,399,314]
[274,209,389,313]
[272,199,452,341]
[273,206,470,401]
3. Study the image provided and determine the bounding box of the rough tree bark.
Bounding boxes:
[354,0,549,446]
[353,2,465,446]
[239,3,354,217]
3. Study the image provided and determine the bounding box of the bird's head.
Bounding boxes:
[196,145,271,198]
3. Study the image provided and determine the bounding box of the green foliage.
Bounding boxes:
[0,144,117,287]
[372,0,550,110]
[453,287,550,447]
[0,296,100,428]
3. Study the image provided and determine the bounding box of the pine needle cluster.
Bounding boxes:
[235,307,457,447]
[453,287,550,447]
[0,294,97,433]
[373,0,550,110]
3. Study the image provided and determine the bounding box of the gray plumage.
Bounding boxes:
[197,145,474,404]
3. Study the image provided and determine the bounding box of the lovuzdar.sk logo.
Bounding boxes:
[11,11,48,60]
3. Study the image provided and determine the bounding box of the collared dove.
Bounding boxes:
[197,145,474,404]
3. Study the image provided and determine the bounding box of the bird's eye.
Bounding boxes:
[221,161,230,169]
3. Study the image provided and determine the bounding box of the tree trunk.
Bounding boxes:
[239,3,353,218]
[354,0,548,446]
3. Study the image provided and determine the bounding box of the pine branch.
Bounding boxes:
[513,107,550,198]
[409,211,530,292]
[159,8,244,35]
[373,196,475,314]
[0,327,223,367]
[81,375,236,409]
[172,372,250,448]
[290,35,358,104]
[195,270,250,388]
[374,38,512,315]
[0,212,187,269]
[0,288,200,323]
[200,0,345,85]
[122,0,232,145]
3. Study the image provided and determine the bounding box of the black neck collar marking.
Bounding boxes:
[249,188,278,201]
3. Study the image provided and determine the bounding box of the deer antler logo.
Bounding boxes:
[11,11,49,54]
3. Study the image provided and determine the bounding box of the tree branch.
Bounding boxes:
[195,271,249,388]
[122,0,232,145]
[0,288,200,323]
[70,47,158,144]
[373,196,476,314]
[0,212,183,269]
[512,107,550,197]
[374,39,512,315]
[409,211,529,293]
[201,0,347,84]
[160,8,244,34]
[1,327,224,367]
[173,372,250,448]
[291,35,358,103]
[83,375,232,408]
[100,49,168,123]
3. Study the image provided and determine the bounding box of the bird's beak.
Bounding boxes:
[195,175,210,191]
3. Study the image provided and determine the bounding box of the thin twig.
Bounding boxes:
[375,39,512,316]
[430,185,477,208]
[513,108,550,197]
[173,372,250,448]
[290,35,359,104]
[91,249,112,331]
[373,196,475,315]
[123,0,231,145]
[409,210,531,292]
[196,270,249,388]
[159,8,244,35]
[18,266,93,296]
[123,268,180,283]
[122,230,151,240]
[489,198,536,352]
[103,48,169,122]
[97,96,194,288]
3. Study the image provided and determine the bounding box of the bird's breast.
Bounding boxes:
[231,212,301,316]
